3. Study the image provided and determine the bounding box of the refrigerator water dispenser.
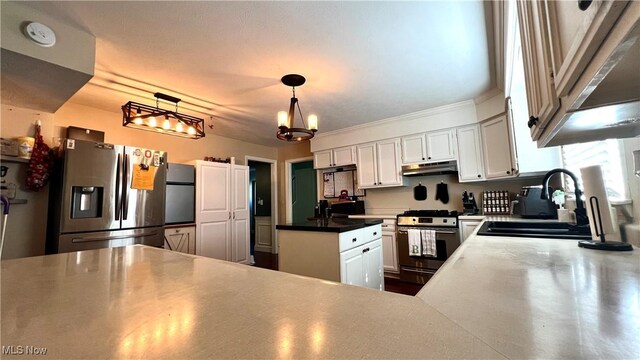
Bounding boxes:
[71,186,103,218]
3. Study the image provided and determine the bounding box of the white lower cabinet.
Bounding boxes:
[381,220,398,273]
[278,224,384,290]
[460,220,483,242]
[164,225,196,254]
[340,238,383,290]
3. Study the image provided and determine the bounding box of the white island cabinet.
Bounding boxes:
[277,222,384,290]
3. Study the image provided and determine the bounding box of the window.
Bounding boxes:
[561,139,628,202]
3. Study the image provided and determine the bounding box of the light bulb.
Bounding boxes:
[307,114,318,131]
[277,111,288,127]
[187,126,196,135]
[134,117,143,125]
[148,116,157,127]
[163,118,171,130]
[175,122,184,133]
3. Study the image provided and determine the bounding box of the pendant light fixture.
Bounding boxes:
[122,92,205,139]
[277,74,318,142]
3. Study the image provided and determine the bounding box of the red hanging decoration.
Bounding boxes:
[25,122,52,191]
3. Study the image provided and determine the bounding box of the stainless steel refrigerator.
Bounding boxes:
[47,139,167,253]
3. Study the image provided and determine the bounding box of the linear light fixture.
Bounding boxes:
[277,74,318,142]
[122,92,206,139]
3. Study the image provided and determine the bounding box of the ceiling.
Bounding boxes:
[20,1,496,147]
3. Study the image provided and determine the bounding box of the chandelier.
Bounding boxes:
[122,92,206,139]
[277,74,318,142]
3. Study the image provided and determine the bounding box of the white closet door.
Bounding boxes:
[232,165,250,264]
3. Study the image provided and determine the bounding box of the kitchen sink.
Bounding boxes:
[476,221,592,240]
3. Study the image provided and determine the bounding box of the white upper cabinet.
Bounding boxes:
[401,130,455,165]
[333,146,356,167]
[356,143,377,187]
[480,114,517,180]
[314,150,332,169]
[356,139,402,189]
[456,124,485,182]
[425,129,456,162]
[376,139,402,186]
[515,0,629,144]
[400,134,427,165]
[516,0,560,140]
[544,0,627,98]
[314,146,356,169]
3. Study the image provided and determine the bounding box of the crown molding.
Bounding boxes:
[314,99,476,140]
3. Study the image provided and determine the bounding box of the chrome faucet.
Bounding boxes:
[541,168,589,226]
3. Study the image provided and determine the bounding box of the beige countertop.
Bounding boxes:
[1,246,502,359]
[417,220,639,359]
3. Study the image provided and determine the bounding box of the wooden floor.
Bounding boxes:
[253,251,422,296]
[253,251,278,271]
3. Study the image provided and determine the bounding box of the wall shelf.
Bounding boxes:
[1,155,29,164]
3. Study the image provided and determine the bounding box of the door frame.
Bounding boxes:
[244,156,278,254]
[285,156,321,223]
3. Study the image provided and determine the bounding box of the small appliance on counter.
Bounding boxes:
[330,200,365,216]
[513,186,557,219]
[462,191,479,215]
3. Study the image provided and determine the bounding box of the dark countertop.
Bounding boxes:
[276,218,383,233]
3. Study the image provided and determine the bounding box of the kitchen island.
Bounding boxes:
[0,245,501,359]
[277,219,384,288]
[2,221,638,359]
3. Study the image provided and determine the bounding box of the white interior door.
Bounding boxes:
[232,165,250,264]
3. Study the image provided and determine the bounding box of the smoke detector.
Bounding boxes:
[23,22,56,47]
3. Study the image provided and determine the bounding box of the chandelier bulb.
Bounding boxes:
[277,111,288,128]
[163,118,171,130]
[134,117,143,125]
[187,126,196,135]
[175,122,184,133]
[308,114,318,131]
[148,116,157,127]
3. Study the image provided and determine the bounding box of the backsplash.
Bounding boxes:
[362,174,544,215]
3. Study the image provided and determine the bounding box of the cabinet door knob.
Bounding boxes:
[422,157,425,160]
[362,248,370,253]
[506,171,510,174]
[428,156,431,160]
[477,174,481,178]
[373,232,377,236]
[352,238,357,242]
[527,116,539,129]
[578,0,593,11]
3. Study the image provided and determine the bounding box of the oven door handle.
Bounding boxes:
[401,267,437,275]
[397,229,457,234]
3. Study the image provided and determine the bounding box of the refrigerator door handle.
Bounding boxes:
[115,153,122,220]
[123,153,130,220]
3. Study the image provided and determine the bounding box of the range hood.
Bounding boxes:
[401,161,458,177]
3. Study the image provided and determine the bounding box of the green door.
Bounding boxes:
[292,161,317,223]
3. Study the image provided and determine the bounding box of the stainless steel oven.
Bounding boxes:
[396,210,461,285]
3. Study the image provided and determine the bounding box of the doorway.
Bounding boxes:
[291,161,317,223]
[246,157,278,270]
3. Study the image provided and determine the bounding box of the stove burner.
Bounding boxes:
[400,210,459,217]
